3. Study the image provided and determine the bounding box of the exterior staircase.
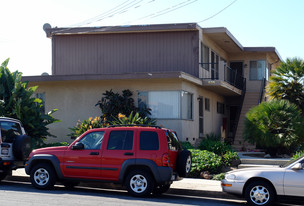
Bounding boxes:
[233,92,260,151]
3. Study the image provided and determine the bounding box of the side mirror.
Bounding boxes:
[291,163,303,170]
[72,142,84,150]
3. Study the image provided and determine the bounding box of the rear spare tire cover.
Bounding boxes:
[13,135,32,161]
[176,149,192,177]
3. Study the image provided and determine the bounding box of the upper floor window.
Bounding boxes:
[138,91,193,120]
[250,60,266,80]
[201,43,210,71]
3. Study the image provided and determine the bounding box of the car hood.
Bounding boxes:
[32,146,69,154]
[227,166,282,174]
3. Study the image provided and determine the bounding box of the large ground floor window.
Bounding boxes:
[138,91,193,120]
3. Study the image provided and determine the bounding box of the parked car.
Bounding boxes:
[0,117,32,180]
[221,155,304,206]
[25,125,192,196]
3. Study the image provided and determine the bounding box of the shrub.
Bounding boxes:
[109,112,156,125]
[189,149,222,176]
[244,100,304,155]
[222,150,240,166]
[199,138,232,156]
[68,117,107,139]
[292,150,304,160]
[212,173,226,181]
[181,141,194,149]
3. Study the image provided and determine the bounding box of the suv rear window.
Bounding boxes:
[107,131,134,150]
[0,121,22,143]
[140,131,159,150]
[166,131,182,151]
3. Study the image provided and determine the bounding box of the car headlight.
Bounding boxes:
[225,174,236,180]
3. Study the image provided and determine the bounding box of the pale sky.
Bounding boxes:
[0,0,303,76]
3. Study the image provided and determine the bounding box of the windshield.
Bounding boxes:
[281,154,304,168]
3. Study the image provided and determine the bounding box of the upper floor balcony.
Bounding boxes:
[199,61,246,96]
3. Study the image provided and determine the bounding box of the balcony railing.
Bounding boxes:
[199,62,245,91]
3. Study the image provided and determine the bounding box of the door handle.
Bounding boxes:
[90,152,99,155]
[124,152,134,156]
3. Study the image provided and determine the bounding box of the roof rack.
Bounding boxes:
[107,124,162,129]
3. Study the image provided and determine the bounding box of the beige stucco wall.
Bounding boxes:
[29,78,225,145]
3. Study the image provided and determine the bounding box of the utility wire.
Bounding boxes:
[198,0,238,23]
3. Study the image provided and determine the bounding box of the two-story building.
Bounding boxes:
[22,23,281,150]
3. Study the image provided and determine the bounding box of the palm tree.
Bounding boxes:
[267,57,304,113]
[243,100,304,155]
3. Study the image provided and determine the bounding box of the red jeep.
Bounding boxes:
[25,125,192,196]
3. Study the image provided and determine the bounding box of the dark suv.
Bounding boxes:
[25,125,191,196]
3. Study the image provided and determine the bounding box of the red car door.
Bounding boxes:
[62,131,104,179]
[101,129,135,181]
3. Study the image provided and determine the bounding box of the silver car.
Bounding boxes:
[221,155,304,206]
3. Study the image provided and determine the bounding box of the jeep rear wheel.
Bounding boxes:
[176,150,192,177]
[30,163,56,189]
[125,169,155,197]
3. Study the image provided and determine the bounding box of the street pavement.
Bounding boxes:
[10,168,238,200]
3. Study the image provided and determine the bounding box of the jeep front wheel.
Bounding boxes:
[30,163,56,189]
[125,169,155,197]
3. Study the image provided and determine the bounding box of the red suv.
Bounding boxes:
[25,125,192,196]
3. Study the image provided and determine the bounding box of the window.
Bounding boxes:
[78,131,104,150]
[0,121,22,143]
[138,91,193,119]
[107,131,134,150]
[181,91,192,119]
[166,131,182,151]
[201,43,210,71]
[217,102,225,114]
[140,131,159,150]
[250,60,266,80]
[205,98,210,111]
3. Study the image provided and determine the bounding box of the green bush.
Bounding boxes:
[244,100,304,155]
[199,138,232,156]
[189,149,222,176]
[292,150,304,160]
[222,150,239,166]
[181,141,194,149]
[212,173,226,181]
[68,117,107,139]
[110,112,156,125]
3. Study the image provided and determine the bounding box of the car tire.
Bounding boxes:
[13,135,32,161]
[125,169,155,197]
[176,150,192,177]
[245,180,276,206]
[153,183,171,195]
[30,163,56,190]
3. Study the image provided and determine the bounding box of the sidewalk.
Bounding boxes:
[10,169,238,199]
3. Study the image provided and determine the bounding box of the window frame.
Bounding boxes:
[249,60,266,80]
[138,90,193,120]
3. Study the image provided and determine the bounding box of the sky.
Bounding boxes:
[0,0,303,76]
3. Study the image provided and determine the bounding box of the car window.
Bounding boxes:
[107,131,134,150]
[78,131,104,150]
[166,131,182,151]
[140,131,159,150]
[0,121,22,143]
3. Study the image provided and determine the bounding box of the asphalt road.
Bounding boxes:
[0,178,302,206]
[0,179,247,206]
